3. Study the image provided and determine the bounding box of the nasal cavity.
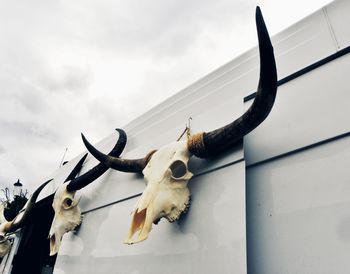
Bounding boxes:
[170,160,187,178]
[50,234,56,249]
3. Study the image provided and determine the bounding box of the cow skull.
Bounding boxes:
[49,129,127,255]
[0,235,12,258]
[0,203,12,257]
[82,7,277,244]
[0,180,52,257]
[49,183,82,256]
[125,141,192,244]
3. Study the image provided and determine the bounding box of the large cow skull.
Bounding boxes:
[82,7,277,244]
[49,129,126,255]
[124,141,192,244]
[0,179,52,257]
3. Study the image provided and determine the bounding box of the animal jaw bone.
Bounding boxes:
[82,6,277,244]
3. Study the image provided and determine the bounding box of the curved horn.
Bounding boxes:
[81,129,156,173]
[1,179,52,233]
[67,128,128,191]
[64,153,88,183]
[188,7,277,158]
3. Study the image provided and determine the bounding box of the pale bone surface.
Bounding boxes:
[0,204,11,258]
[53,158,246,274]
[125,141,193,244]
[49,182,82,256]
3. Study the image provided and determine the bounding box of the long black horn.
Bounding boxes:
[188,6,277,158]
[64,153,88,182]
[2,179,52,233]
[82,130,156,173]
[0,153,89,233]
[66,128,127,191]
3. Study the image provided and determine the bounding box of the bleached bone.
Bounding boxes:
[0,203,11,257]
[49,129,126,255]
[0,179,52,257]
[82,7,277,244]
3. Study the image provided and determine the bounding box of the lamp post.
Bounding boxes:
[13,179,23,197]
[11,179,25,220]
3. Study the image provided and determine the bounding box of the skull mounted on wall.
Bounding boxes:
[0,179,52,257]
[82,7,277,244]
[0,203,12,257]
[49,129,126,255]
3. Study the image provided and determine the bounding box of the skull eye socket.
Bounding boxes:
[170,160,187,179]
[63,198,73,208]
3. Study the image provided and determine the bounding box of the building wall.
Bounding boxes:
[244,1,350,273]
[31,0,350,273]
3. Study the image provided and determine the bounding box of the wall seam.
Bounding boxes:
[322,6,340,50]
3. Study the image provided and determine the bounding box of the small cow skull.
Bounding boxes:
[83,7,277,245]
[49,183,81,256]
[49,129,127,255]
[0,204,12,257]
[125,141,192,244]
[0,234,12,257]
[0,180,52,257]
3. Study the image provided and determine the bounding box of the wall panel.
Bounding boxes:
[54,161,246,274]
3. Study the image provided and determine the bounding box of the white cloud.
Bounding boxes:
[0,0,333,191]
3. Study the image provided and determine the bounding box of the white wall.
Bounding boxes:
[33,0,350,273]
[245,1,350,273]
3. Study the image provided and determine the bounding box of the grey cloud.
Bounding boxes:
[42,65,92,95]
[0,0,284,191]
[86,96,128,131]
[0,145,5,155]
[46,0,256,59]
[0,68,47,116]
[2,146,64,192]
[14,84,47,115]
[0,120,62,144]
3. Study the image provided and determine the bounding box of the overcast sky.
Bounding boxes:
[0,0,334,193]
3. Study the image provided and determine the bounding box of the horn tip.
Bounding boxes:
[255,6,262,18]
[115,128,127,137]
[114,128,127,146]
[255,6,266,30]
[81,133,88,145]
[115,128,123,137]
[81,153,88,161]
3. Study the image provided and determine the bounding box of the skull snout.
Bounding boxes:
[124,186,190,245]
[124,141,193,244]
[124,205,154,245]
[49,233,61,256]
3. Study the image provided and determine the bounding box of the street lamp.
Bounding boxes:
[13,179,23,197]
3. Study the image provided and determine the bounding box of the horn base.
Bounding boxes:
[187,132,208,158]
